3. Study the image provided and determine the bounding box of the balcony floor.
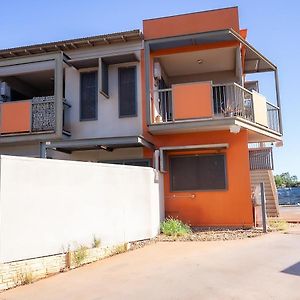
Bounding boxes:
[148,117,282,143]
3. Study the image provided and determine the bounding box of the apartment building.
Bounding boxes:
[0,7,282,226]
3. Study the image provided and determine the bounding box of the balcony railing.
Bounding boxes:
[31,96,56,132]
[266,102,280,132]
[155,88,173,122]
[0,96,70,136]
[151,82,281,134]
[249,147,274,170]
[212,83,254,122]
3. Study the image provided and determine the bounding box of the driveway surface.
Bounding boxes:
[280,206,300,222]
[1,228,300,300]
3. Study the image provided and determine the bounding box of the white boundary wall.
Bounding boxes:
[0,155,163,263]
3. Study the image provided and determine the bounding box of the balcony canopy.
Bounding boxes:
[146,29,276,73]
[43,136,154,155]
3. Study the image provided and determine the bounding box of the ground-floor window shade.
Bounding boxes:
[80,71,98,121]
[118,67,137,117]
[170,154,227,191]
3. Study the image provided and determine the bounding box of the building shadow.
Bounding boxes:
[281,261,300,276]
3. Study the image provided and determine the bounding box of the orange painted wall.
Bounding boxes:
[143,130,253,227]
[0,101,31,134]
[143,7,239,40]
[173,82,213,120]
[141,7,253,227]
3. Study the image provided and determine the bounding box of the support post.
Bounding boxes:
[39,142,47,158]
[55,52,64,136]
[274,69,283,134]
[260,182,267,233]
[144,42,151,126]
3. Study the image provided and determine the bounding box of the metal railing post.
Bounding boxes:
[39,142,47,159]
[260,182,267,233]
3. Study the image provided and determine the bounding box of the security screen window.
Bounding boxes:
[118,66,137,117]
[170,154,227,191]
[80,71,98,121]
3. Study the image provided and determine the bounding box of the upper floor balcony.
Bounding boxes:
[144,26,283,142]
[0,52,71,144]
[0,96,70,136]
[149,81,281,137]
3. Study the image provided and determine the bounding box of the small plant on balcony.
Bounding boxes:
[222,104,241,117]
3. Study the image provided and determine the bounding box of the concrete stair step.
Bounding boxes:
[250,169,279,217]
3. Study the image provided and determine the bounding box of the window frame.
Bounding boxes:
[169,153,228,192]
[79,70,98,122]
[99,159,151,167]
[118,66,137,118]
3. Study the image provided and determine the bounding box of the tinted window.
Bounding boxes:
[80,71,98,120]
[119,67,137,117]
[170,154,227,191]
[100,159,150,167]
[100,59,109,98]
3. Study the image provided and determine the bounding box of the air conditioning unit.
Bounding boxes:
[0,82,11,101]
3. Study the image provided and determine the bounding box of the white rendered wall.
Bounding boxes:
[0,155,162,263]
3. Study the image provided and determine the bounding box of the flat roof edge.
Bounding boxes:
[143,6,238,22]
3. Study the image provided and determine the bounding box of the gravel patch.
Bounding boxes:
[130,228,264,250]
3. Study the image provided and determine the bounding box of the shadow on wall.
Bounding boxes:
[281,261,300,276]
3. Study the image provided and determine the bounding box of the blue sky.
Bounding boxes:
[1,0,299,177]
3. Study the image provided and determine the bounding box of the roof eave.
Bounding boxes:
[0,30,143,60]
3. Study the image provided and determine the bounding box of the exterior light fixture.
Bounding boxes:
[197,59,203,64]
[230,125,241,134]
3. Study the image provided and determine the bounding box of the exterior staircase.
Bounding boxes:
[249,146,279,218]
[250,169,279,217]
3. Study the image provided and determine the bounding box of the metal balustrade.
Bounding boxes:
[151,82,255,123]
[155,88,173,122]
[151,82,281,134]
[31,96,56,132]
[0,96,70,135]
[212,83,254,122]
[249,147,274,170]
[266,102,280,133]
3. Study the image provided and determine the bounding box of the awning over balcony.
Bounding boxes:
[229,30,276,73]
[42,135,154,156]
[146,29,276,73]
[67,53,139,69]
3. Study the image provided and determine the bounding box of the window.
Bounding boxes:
[100,159,151,167]
[80,71,98,121]
[118,67,137,117]
[100,59,109,98]
[170,154,227,191]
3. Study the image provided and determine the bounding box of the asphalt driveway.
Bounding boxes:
[1,227,300,300]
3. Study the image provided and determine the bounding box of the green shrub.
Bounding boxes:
[14,270,34,285]
[73,245,88,266]
[268,218,288,231]
[92,235,101,248]
[160,217,192,237]
[114,243,127,254]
